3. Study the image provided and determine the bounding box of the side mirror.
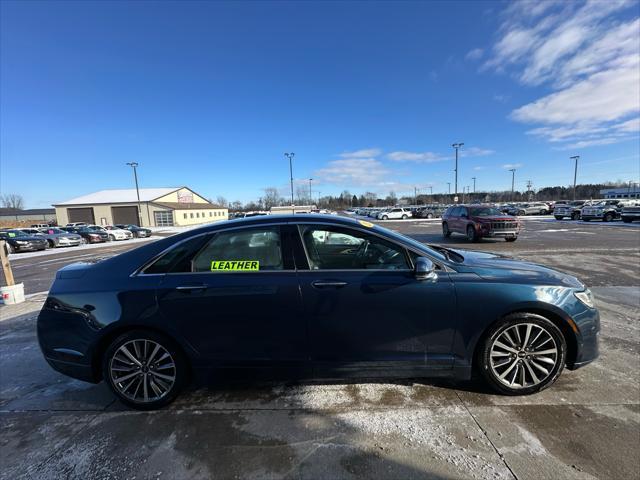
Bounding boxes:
[415,257,437,281]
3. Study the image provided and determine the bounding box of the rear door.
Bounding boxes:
[153,225,308,371]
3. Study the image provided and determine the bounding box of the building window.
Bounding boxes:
[184,213,187,219]
[210,212,213,217]
[190,213,194,218]
[154,211,174,227]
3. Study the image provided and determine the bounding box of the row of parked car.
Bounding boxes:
[347,205,447,220]
[552,199,639,222]
[0,223,153,254]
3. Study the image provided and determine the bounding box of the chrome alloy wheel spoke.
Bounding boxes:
[489,323,558,389]
[110,340,176,403]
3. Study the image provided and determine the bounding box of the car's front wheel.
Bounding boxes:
[382,215,388,220]
[103,330,187,410]
[478,313,566,395]
[466,225,479,242]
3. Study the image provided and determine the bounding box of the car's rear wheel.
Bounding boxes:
[505,236,517,242]
[382,215,388,220]
[604,212,614,222]
[401,214,408,219]
[518,210,526,216]
[108,234,115,241]
[103,330,187,410]
[478,313,566,395]
[466,225,479,242]
[442,222,451,238]
[427,213,434,219]
[571,212,580,220]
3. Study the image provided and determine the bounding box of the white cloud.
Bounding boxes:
[339,148,382,158]
[483,0,639,149]
[314,157,391,187]
[502,163,523,169]
[388,146,494,163]
[466,48,484,61]
[387,151,447,163]
[473,166,485,171]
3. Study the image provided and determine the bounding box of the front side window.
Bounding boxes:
[191,227,283,272]
[300,225,409,270]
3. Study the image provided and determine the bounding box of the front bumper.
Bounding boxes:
[481,230,519,238]
[13,242,47,251]
[566,302,600,370]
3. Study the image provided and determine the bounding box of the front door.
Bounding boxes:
[295,223,457,377]
[155,225,307,371]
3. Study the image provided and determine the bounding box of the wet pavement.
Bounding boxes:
[0,218,639,479]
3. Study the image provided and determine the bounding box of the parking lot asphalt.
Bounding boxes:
[1,217,639,479]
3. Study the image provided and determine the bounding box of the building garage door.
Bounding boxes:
[67,207,95,224]
[112,206,140,226]
[154,211,174,227]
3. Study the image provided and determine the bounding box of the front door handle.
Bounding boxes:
[311,280,348,289]
[175,284,207,292]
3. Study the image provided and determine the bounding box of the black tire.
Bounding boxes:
[442,222,451,238]
[604,213,614,222]
[109,234,115,241]
[554,216,563,220]
[401,214,408,220]
[540,210,547,215]
[571,212,580,220]
[47,240,56,249]
[505,236,517,242]
[427,213,434,219]
[466,225,479,242]
[102,329,187,410]
[518,210,526,216]
[477,313,567,395]
[382,215,388,220]
[81,237,88,245]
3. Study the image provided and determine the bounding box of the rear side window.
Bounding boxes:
[191,227,283,272]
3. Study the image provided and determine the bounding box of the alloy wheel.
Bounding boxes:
[109,339,176,403]
[489,323,558,389]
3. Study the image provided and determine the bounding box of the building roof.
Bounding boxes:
[53,188,182,206]
[0,208,56,215]
[153,201,221,210]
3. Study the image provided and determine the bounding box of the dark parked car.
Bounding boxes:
[64,226,109,244]
[580,200,627,222]
[37,215,599,409]
[442,205,520,242]
[554,200,589,220]
[621,202,640,223]
[115,224,152,238]
[0,229,48,253]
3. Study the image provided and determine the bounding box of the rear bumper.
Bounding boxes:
[43,356,98,383]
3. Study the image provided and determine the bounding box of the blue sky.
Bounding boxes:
[1,0,639,208]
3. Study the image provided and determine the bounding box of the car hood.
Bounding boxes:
[9,235,46,242]
[473,216,517,222]
[452,248,583,288]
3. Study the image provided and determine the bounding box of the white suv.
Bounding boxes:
[377,208,412,220]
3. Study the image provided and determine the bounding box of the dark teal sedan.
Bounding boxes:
[37,215,599,409]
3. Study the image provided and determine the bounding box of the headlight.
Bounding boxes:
[16,240,28,244]
[574,289,595,308]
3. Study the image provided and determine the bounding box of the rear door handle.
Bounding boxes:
[311,280,348,289]
[175,284,207,292]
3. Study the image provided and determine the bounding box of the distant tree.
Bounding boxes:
[262,187,282,209]
[1,193,24,210]
[215,196,228,207]
[230,200,243,211]
[351,194,359,207]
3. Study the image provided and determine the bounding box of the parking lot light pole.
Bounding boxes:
[285,153,295,206]
[509,168,516,201]
[126,162,142,226]
[447,182,451,195]
[472,177,476,193]
[452,143,464,200]
[308,178,313,205]
[570,155,580,200]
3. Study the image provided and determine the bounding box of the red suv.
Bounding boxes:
[442,205,520,242]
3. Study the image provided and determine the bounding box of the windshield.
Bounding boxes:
[469,207,505,217]
[43,228,65,234]
[2,230,28,238]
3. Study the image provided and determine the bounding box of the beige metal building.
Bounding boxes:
[53,187,228,227]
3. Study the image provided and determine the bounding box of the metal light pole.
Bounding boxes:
[472,177,476,193]
[414,186,418,205]
[452,142,464,200]
[126,162,142,226]
[308,178,313,204]
[509,168,516,201]
[570,155,580,200]
[447,182,451,195]
[285,153,295,206]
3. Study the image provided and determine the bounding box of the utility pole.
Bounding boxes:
[509,168,516,201]
[308,178,313,204]
[285,153,295,206]
[447,182,451,195]
[570,155,579,200]
[472,177,476,193]
[452,143,464,200]
[126,162,142,226]
[414,186,417,205]
[526,180,533,201]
